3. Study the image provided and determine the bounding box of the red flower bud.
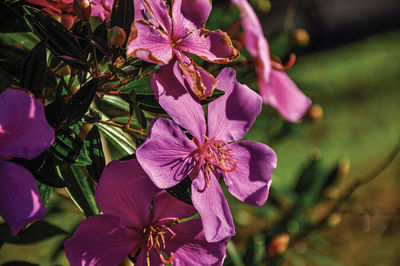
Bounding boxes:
[73,0,92,20]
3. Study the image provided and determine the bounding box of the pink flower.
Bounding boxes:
[0,88,54,235]
[127,0,239,99]
[64,159,228,265]
[137,67,277,242]
[231,0,311,122]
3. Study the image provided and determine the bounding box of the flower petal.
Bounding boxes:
[165,219,229,265]
[127,20,172,65]
[180,0,212,28]
[151,59,206,141]
[90,0,112,21]
[178,54,218,100]
[0,88,54,160]
[179,29,239,63]
[64,214,140,266]
[225,141,276,206]
[0,161,45,235]
[152,191,197,223]
[136,118,198,189]
[95,159,159,229]
[208,68,262,142]
[191,172,235,242]
[136,247,163,266]
[263,69,312,123]
[171,0,197,40]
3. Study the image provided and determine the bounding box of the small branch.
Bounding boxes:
[290,135,400,244]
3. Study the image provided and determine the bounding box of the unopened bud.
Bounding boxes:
[308,104,323,122]
[108,26,127,46]
[267,233,290,257]
[74,0,92,20]
[294,28,310,47]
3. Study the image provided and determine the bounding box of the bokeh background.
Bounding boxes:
[1,0,399,265]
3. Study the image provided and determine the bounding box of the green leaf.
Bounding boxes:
[23,6,89,70]
[227,241,245,266]
[85,126,106,182]
[110,0,134,43]
[96,120,136,157]
[37,181,53,206]
[108,63,129,79]
[0,221,67,245]
[20,40,47,97]
[99,94,130,112]
[51,122,93,166]
[57,164,100,217]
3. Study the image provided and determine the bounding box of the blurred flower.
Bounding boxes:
[137,68,277,242]
[64,159,228,265]
[308,104,324,122]
[294,28,310,47]
[0,88,54,235]
[231,0,311,122]
[127,0,238,99]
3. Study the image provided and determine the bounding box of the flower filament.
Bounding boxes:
[198,137,237,185]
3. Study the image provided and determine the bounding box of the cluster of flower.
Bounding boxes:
[0,0,311,265]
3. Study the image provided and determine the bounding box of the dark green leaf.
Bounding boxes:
[12,150,66,188]
[51,123,92,166]
[20,40,47,97]
[85,126,105,182]
[23,6,89,70]
[110,0,134,44]
[166,177,193,205]
[108,63,129,79]
[57,164,99,217]
[0,221,67,245]
[46,78,98,131]
[0,2,30,33]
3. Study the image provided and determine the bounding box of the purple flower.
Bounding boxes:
[231,0,311,123]
[0,88,54,235]
[64,159,228,266]
[137,67,277,242]
[127,0,239,99]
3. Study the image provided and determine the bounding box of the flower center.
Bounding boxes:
[198,137,237,185]
[139,217,179,266]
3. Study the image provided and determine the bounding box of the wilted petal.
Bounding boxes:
[165,219,229,265]
[0,161,45,235]
[208,68,262,142]
[136,118,198,189]
[0,88,54,160]
[263,69,311,123]
[95,159,159,229]
[179,29,239,63]
[152,191,197,223]
[178,55,218,100]
[225,141,276,206]
[64,214,139,266]
[191,172,235,242]
[151,60,206,141]
[143,0,172,34]
[127,20,172,65]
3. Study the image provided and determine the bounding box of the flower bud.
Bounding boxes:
[108,26,127,46]
[73,0,92,20]
[267,233,290,257]
[308,104,323,122]
[294,28,310,47]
